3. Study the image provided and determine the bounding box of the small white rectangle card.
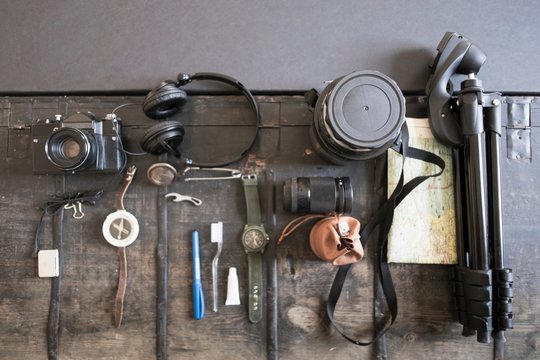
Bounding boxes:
[38,250,59,277]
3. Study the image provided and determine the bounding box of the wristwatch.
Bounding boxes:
[102,165,139,328]
[241,174,269,323]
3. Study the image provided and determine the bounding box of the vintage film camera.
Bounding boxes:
[32,112,124,174]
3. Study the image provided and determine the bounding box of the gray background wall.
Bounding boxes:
[0,1,538,92]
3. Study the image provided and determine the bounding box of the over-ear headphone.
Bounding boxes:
[143,80,188,120]
[140,72,260,167]
[140,120,185,158]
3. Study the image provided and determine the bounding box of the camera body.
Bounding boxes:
[32,112,124,174]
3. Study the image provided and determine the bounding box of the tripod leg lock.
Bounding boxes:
[451,267,493,335]
[493,268,514,331]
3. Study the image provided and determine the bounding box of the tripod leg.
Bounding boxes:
[485,104,506,360]
[460,82,491,343]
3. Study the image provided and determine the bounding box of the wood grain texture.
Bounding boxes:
[0,95,538,360]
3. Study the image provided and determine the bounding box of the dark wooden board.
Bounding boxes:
[0,95,538,359]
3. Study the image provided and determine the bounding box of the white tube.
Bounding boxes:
[225,267,241,306]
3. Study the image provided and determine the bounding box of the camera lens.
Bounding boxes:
[310,70,405,164]
[283,177,353,214]
[46,128,95,171]
[61,138,81,159]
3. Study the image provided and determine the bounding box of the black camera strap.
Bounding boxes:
[32,185,104,360]
[47,175,65,360]
[34,190,104,255]
[327,123,446,345]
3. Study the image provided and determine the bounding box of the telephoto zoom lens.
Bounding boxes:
[283,177,353,214]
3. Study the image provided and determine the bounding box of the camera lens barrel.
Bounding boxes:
[310,70,405,165]
[283,176,353,214]
[46,127,95,171]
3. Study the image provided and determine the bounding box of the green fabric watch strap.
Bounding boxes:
[242,175,261,226]
[247,251,263,323]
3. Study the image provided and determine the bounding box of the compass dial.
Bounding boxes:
[102,210,140,247]
[110,217,133,240]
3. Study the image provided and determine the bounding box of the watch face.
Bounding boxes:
[243,228,267,250]
[102,210,140,247]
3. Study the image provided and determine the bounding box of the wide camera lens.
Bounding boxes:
[283,177,353,214]
[310,70,405,164]
[46,128,95,171]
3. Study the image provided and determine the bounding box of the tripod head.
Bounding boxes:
[426,32,487,146]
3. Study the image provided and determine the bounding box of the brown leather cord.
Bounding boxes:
[115,247,128,328]
[277,214,326,244]
[115,166,136,211]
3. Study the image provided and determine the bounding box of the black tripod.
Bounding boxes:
[426,32,513,358]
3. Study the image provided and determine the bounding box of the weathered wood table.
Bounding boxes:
[0,94,537,359]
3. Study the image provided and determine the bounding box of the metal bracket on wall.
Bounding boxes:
[506,97,533,162]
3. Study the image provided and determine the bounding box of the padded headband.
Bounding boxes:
[177,72,259,117]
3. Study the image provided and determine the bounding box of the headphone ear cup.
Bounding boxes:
[143,82,188,119]
[140,120,185,155]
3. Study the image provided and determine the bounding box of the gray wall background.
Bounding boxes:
[1,1,538,92]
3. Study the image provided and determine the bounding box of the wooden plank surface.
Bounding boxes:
[0,95,538,359]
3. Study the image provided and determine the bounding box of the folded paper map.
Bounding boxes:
[387,118,457,264]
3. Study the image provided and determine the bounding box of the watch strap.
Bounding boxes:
[242,174,261,226]
[113,165,136,328]
[115,247,127,328]
[247,251,263,323]
[115,165,137,210]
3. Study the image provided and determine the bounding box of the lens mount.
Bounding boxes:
[46,127,95,171]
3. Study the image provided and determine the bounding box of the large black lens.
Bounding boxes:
[283,177,353,214]
[310,70,405,164]
[46,128,95,171]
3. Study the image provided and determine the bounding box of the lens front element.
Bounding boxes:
[46,128,95,171]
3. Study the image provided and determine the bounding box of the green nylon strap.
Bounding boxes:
[242,175,262,226]
[248,251,263,323]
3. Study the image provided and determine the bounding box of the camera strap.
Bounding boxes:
[33,184,103,360]
[48,175,65,360]
[326,123,446,345]
[34,190,104,256]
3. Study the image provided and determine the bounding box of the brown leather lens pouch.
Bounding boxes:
[278,213,363,266]
[309,215,363,265]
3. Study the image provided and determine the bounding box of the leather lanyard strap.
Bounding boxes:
[115,247,128,328]
[114,165,136,328]
[326,123,446,345]
[115,166,137,211]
